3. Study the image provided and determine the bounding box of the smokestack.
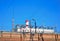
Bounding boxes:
[25,20,29,28]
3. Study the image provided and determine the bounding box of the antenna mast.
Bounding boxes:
[12,7,14,32]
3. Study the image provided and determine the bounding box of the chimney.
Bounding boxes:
[25,20,29,28]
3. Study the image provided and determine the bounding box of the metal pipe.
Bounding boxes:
[32,19,36,33]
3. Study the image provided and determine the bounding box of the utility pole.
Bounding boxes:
[40,33,44,41]
[55,26,58,41]
[40,25,44,41]
[29,20,32,41]
[23,26,25,41]
[1,31,3,37]
[38,34,39,41]
[0,26,4,37]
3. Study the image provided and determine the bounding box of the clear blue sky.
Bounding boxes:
[0,0,60,33]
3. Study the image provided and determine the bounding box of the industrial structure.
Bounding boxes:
[14,20,54,34]
[0,19,60,41]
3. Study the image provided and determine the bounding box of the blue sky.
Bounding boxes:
[0,0,60,33]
